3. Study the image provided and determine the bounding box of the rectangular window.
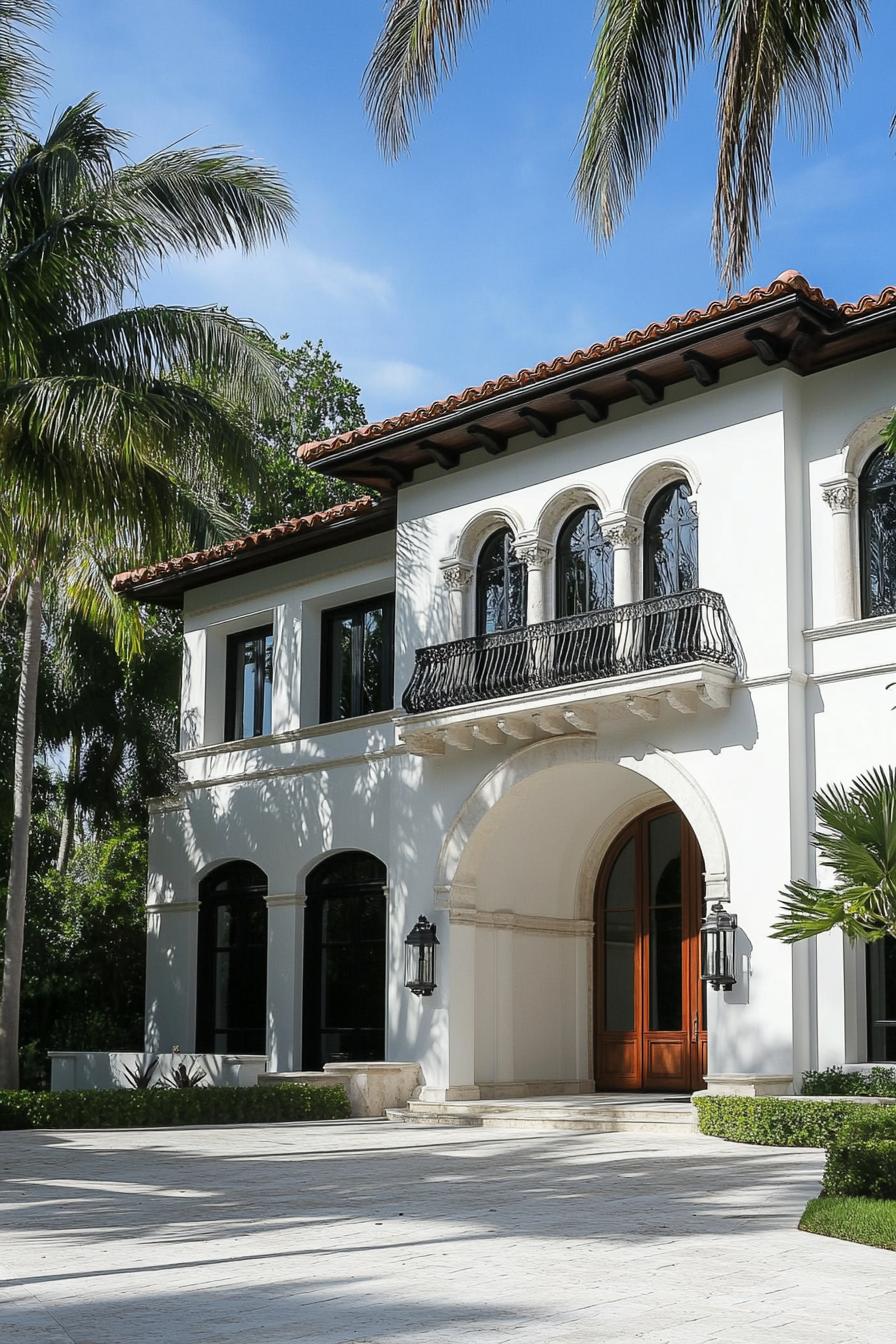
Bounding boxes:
[225,624,273,741]
[321,596,394,723]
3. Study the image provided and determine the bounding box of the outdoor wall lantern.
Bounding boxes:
[404,916,439,996]
[701,903,738,992]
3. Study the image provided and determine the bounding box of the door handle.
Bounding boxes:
[691,1014,699,1043]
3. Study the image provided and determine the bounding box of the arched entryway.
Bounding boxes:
[594,804,705,1092]
[196,861,268,1054]
[302,851,387,1070]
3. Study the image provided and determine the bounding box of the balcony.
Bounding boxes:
[398,588,744,755]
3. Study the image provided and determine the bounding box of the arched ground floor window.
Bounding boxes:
[303,851,387,1070]
[197,861,268,1054]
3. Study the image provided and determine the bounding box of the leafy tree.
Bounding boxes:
[0,0,295,1087]
[364,1,870,288]
[772,767,896,943]
[232,333,368,531]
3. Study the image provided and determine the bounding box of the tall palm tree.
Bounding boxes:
[772,767,896,943]
[364,0,870,288]
[0,1,295,1087]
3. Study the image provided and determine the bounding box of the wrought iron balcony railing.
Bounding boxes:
[401,588,744,716]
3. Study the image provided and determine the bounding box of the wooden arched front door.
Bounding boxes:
[593,805,706,1092]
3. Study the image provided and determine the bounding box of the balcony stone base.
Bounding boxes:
[396,662,736,756]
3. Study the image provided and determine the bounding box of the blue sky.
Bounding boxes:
[41,1,896,424]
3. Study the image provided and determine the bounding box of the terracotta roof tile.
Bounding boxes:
[113,495,383,593]
[298,272,896,463]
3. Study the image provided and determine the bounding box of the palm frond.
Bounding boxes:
[363,0,492,160]
[113,145,295,259]
[55,306,284,417]
[712,0,868,287]
[0,0,52,157]
[576,0,708,244]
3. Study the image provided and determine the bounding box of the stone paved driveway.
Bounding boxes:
[0,1120,893,1343]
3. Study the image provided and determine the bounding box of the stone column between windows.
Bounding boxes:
[602,514,643,607]
[439,559,474,640]
[264,892,306,1073]
[513,533,554,626]
[821,476,859,624]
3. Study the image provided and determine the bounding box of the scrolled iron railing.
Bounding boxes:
[401,588,744,715]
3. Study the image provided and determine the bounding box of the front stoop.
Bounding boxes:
[387,1094,699,1135]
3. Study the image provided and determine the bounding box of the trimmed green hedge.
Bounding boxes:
[0,1083,350,1130]
[824,1140,896,1199]
[694,1095,896,1148]
[802,1065,896,1098]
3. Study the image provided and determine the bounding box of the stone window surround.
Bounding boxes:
[440,462,701,639]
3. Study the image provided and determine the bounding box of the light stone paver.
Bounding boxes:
[0,1119,893,1343]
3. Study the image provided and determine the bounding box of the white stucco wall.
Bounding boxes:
[143,347,896,1095]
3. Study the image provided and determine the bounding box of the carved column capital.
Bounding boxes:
[821,476,858,514]
[439,559,474,591]
[512,533,554,571]
[601,513,643,549]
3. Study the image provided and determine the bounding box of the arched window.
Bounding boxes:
[476,528,527,634]
[197,862,267,1055]
[644,481,698,597]
[303,851,387,1070]
[556,507,614,616]
[859,445,896,618]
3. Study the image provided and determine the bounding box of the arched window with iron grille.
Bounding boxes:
[556,506,614,616]
[643,481,698,597]
[476,528,527,634]
[859,445,896,618]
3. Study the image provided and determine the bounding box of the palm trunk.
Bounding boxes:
[55,729,81,875]
[0,577,43,1090]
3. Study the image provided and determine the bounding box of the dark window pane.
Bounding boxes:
[649,905,682,1030]
[860,446,896,618]
[197,861,267,1055]
[605,837,635,910]
[649,812,682,907]
[868,936,896,1061]
[644,482,698,598]
[322,598,393,722]
[477,529,527,634]
[225,626,274,741]
[557,508,614,616]
[604,910,634,1031]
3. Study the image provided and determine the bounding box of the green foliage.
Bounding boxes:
[800,1195,896,1250]
[693,1095,891,1148]
[0,1082,350,1129]
[802,1065,896,1097]
[823,1139,896,1199]
[772,766,896,944]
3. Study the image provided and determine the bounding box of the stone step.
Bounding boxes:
[387,1098,699,1135]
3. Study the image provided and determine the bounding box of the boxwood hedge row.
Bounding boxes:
[693,1095,896,1148]
[0,1083,350,1130]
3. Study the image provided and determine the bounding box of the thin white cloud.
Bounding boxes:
[349,358,443,416]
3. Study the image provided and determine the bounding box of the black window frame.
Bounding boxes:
[555,506,614,617]
[859,444,896,619]
[320,593,395,723]
[196,861,268,1056]
[643,480,699,599]
[476,527,527,635]
[224,623,274,742]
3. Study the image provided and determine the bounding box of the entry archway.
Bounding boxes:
[196,861,268,1054]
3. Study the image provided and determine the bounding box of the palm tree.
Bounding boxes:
[0,1,295,1087]
[772,767,896,944]
[364,0,870,288]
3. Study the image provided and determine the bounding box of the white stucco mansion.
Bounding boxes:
[113,270,896,1102]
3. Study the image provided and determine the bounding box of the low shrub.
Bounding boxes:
[823,1139,896,1199]
[800,1195,896,1250]
[801,1065,896,1098]
[693,1095,896,1148]
[0,1083,350,1130]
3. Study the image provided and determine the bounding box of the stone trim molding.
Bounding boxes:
[601,513,643,549]
[265,892,307,909]
[512,533,554,571]
[177,709,396,761]
[448,909,594,937]
[439,558,474,591]
[145,900,200,914]
[804,611,896,641]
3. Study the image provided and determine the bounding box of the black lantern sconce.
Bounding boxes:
[701,902,738,992]
[404,916,438,997]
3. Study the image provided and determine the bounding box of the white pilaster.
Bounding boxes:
[439,559,474,639]
[821,476,859,624]
[264,893,306,1072]
[602,514,643,607]
[513,534,554,625]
